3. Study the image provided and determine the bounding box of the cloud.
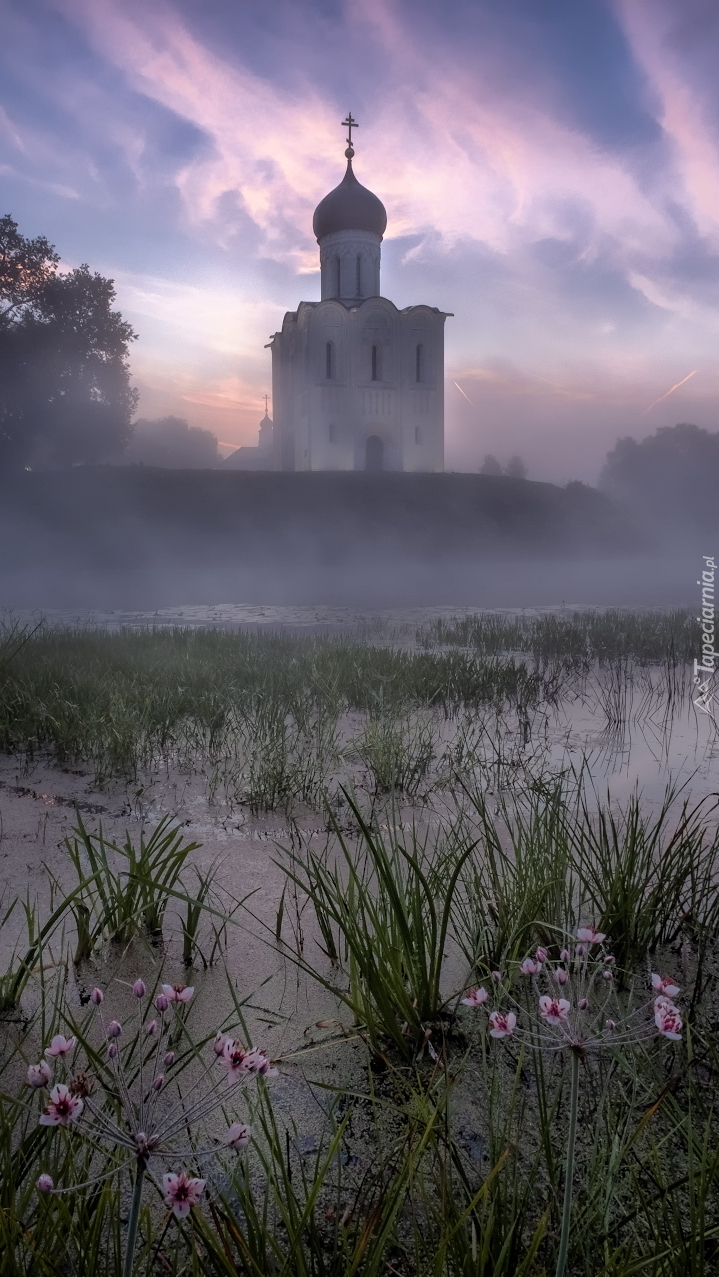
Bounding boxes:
[56,0,678,271]
[615,0,719,246]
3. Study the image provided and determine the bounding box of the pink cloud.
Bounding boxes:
[615,0,719,247]
[57,0,677,270]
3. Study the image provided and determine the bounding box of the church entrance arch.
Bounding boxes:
[365,435,384,472]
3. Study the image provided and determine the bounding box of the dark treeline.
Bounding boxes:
[0,215,137,471]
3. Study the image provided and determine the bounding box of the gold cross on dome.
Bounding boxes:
[264,393,269,413]
[342,112,359,148]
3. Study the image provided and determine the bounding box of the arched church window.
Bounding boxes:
[371,344,379,381]
[356,255,362,297]
[335,257,341,297]
[415,343,423,383]
[326,341,334,380]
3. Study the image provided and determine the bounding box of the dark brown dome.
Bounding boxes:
[313,159,387,241]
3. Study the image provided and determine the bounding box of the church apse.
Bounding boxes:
[268,114,450,473]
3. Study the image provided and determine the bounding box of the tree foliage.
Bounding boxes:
[124,416,221,469]
[0,214,137,470]
[505,454,527,479]
[480,453,503,476]
[600,422,719,532]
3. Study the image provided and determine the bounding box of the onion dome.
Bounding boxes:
[313,150,387,242]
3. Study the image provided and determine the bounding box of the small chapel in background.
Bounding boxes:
[267,115,449,472]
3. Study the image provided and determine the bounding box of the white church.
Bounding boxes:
[227,116,449,473]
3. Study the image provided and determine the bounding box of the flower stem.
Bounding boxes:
[556,1048,580,1277]
[123,1162,145,1277]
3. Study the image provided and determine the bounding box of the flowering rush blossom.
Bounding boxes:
[31,977,276,1213]
[460,987,488,1007]
[44,1034,76,1058]
[460,929,684,1055]
[162,1171,206,1218]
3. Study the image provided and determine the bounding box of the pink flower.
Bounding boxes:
[107,1021,122,1038]
[132,979,146,998]
[90,988,104,1005]
[461,986,489,1006]
[535,947,548,963]
[38,1083,84,1127]
[488,1011,516,1039]
[539,995,571,1025]
[44,1034,76,1058]
[27,1061,52,1089]
[213,1032,230,1056]
[655,1003,682,1041]
[651,974,680,999]
[244,1049,278,1078]
[576,926,606,945]
[521,959,540,975]
[575,944,586,956]
[36,1174,54,1194]
[161,984,194,1004]
[221,1041,257,1083]
[155,993,169,1012]
[162,1171,206,1219]
[560,949,570,962]
[491,970,502,982]
[226,1122,251,1150]
[553,968,569,985]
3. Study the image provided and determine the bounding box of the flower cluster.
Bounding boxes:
[461,926,683,1055]
[28,978,277,1217]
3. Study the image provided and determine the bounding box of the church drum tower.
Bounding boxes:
[268,115,450,473]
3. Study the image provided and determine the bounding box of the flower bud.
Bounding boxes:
[27,1061,52,1089]
[90,987,104,1005]
[605,1018,616,1030]
[491,970,502,982]
[602,969,612,980]
[108,1042,118,1059]
[535,947,548,963]
[560,949,570,962]
[132,979,146,999]
[163,1051,176,1067]
[145,1019,158,1036]
[107,1021,122,1038]
[576,943,586,956]
[152,1074,164,1091]
[155,994,169,1012]
[604,955,615,965]
[578,997,589,1010]
[554,968,569,985]
[226,1122,251,1150]
[37,1174,54,1194]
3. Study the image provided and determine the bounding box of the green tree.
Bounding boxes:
[0,215,138,470]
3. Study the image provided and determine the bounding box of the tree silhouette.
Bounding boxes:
[0,215,137,470]
[505,454,527,479]
[480,453,503,475]
[125,417,221,469]
[600,423,719,533]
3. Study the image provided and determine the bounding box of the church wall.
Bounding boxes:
[271,299,446,474]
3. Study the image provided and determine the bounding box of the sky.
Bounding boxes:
[2,0,719,481]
